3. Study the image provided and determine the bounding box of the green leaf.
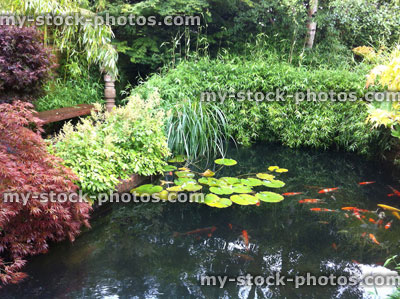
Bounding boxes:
[256,192,284,203]
[241,178,263,187]
[132,184,163,195]
[256,173,275,180]
[263,180,285,188]
[230,194,258,205]
[215,158,237,166]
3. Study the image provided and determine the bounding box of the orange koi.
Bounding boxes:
[388,193,395,197]
[174,226,217,237]
[385,221,392,230]
[310,208,336,212]
[369,234,380,245]
[393,211,400,220]
[377,219,384,227]
[256,201,260,207]
[389,186,400,196]
[242,230,249,250]
[299,199,323,204]
[359,181,376,185]
[332,243,338,250]
[234,253,255,261]
[282,192,303,196]
[369,218,376,224]
[318,187,339,194]
[228,223,233,230]
[341,207,370,213]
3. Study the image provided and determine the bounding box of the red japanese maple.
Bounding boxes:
[0,101,91,286]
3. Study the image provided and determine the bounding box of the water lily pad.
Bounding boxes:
[230,194,258,205]
[175,171,195,178]
[210,186,234,195]
[256,173,275,180]
[231,185,253,194]
[154,190,178,201]
[167,186,183,192]
[182,183,203,192]
[163,165,177,172]
[178,167,191,171]
[241,178,263,187]
[276,168,288,173]
[201,169,215,177]
[189,193,205,203]
[174,178,197,186]
[263,180,285,188]
[256,192,284,203]
[221,177,241,185]
[132,184,163,195]
[215,158,237,166]
[204,194,220,206]
[213,198,233,208]
[198,177,220,186]
[168,155,186,163]
[268,166,280,171]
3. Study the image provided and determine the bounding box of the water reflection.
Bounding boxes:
[2,143,400,298]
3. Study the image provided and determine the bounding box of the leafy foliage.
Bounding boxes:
[133,53,390,156]
[0,26,54,104]
[0,101,91,286]
[51,94,170,194]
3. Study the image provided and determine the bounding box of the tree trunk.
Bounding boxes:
[306,0,318,49]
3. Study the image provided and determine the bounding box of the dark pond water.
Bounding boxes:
[3,143,400,299]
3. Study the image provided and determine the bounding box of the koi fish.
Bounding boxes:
[318,188,339,194]
[310,208,336,212]
[282,192,303,196]
[341,207,370,213]
[385,221,393,230]
[378,204,400,213]
[234,253,255,261]
[299,199,324,204]
[377,219,384,227]
[393,211,400,220]
[388,186,400,196]
[359,181,376,185]
[256,201,260,207]
[353,212,363,222]
[369,234,380,245]
[369,218,376,224]
[332,243,338,250]
[388,193,395,197]
[228,223,233,230]
[242,230,249,250]
[173,226,217,238]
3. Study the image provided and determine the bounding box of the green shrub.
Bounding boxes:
[34,75,104,112]
[132,53,390,156]
[51,93,170,195]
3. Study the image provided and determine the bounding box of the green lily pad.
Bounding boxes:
[256,192,284,203]
[175,171,195,178]
[276,168,288,173]
[198,177,220,187]
[232,184,253,194]
[154,190,178,201]
[163,165,177,172]
[268,166,280,171]
[168,155,186,163]
[221,177,241,185]
[256,173,275,180]
[132,184,163,195]
[210,186,234,195]
[182,183,203,192]
[213,198,233,208]
[174,178,197,186]
[189,193,205,203]
[215,158,237,166]
[241,178,263,187]
[167,186,183,192]
[263,180,285,188]
[204,194,220,206]
[230,194,259,205]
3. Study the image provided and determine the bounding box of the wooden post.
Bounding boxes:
[104,74,116,112]
[306,0,318,49]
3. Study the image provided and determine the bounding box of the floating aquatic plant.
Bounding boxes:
[256,192,284,203]
[215,158,237,166]
[132,184,163,195]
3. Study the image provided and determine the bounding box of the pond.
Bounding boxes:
[3,143,400,299]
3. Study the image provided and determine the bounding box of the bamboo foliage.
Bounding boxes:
[1,0,118,78]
